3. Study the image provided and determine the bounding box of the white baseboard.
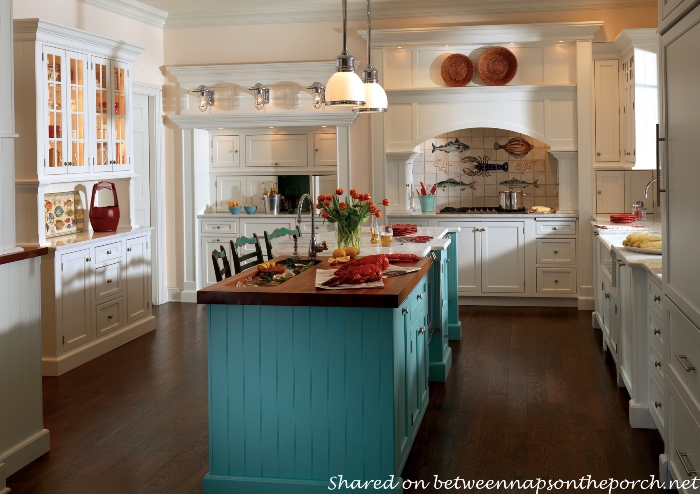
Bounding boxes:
[0,429,50,477]
[167,286,182,302]
[578,296,595,310]
[459,296,578,307]
[42,316,156,376]
[181,290,197,303]
[0,462,8,494]
[592,311,601,329]
[629,400,656,429]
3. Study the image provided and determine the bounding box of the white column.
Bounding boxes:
[577,40,595,310]
[549,151,579,213]
[385,151,421,212]
[181,128,197,303]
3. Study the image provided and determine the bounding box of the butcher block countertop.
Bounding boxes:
[197,255,432,308]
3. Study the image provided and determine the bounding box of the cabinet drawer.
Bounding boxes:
[649,372,665,435]
[648,309,664,353]
[95,262,122,301]
[411,279,428,320]
[668,302,700,410]
[201,220,237,234]
[535,220,576,236]
[95,241,121,265]
[668,380,700,492]
[536,268,577,294]
[95,297,123,337]
[647,277,664,319]
[536,238,577,265]
[649,341,665,384]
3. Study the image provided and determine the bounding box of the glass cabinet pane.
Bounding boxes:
[46,53,64,170]
[95,61,110,169]
[113,65,127,166]
[68,56,87,171]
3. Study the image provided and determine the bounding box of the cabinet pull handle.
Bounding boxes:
[654,328,661,336]
[86,257,91,262]
[108,315,113,320]
[213,226,220,229]
[675,354,696,372]
[656,124,666,207]
[106,250,112,255]
[554,279,559,283]
[653,295,661,302]
[419,327,426,334]
[417,293,423,300]
[107,279,112,284]
[676,451,697,476]
[654,361,661,368]
[402,308,408,315]
[596,152,601,156]
[554,250,559,254]
[127,247,132,252]
[654,401,662,408]
[552,226,558,230]
[605,293,610,299]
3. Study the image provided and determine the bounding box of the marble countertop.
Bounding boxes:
[591,215,662,233]
[388,211,579,219]
[198,211,318,219]
[272,227,450,258]
[43,226,154,251]
[596,233,662,280]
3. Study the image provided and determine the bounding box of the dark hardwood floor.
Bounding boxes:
[8,304,665,493]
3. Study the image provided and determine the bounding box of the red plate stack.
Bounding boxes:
[409,236,434,243]
[390,224,418,236]
[609,214,637,223]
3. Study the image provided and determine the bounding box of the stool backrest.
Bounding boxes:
[263,227,300,260]
[230,234,265,274]
[211,246,231,282]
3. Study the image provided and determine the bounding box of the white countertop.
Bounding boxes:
[43,226,154,251]
[596,231,662,281]
[272,227,450,258]
[388,211,579,219]
[198,211,318,220]
[591,215,661,233]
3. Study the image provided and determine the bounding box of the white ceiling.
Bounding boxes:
[82,0,656,29]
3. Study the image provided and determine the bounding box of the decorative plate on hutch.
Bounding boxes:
[45,191,84,238]
[441,54,475,87]
[478,47,518,86]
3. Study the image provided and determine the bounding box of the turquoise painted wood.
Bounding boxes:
[445,230,462,340]
[204,275,430,493]
[428,247,452,382]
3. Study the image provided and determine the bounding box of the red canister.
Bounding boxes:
[89,181,120,232]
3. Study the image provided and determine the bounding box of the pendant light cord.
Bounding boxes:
[342,0,348,56]
[366,0,372,68]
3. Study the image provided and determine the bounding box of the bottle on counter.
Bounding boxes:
[263,182,269,196]
[381,224,393,247]
[370,215,380,244]
[283,189,290,211]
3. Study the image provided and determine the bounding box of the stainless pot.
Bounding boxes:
[498,190,524,210]
[260,194,281,215]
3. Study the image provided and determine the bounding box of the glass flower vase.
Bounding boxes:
[336,222,362,253]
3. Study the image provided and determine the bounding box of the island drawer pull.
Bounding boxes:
[108,315,113,320]
[107,279,113,284]
[417,293,423,300]
[654,401,662,408]
[554,250,559,254]
[419,327,426,334]
[675,354,696,372]
[654,295,661,302]
[654,329,661,336]
[677,451,697,476]
[402,308,408,315]
[654,361,661,368]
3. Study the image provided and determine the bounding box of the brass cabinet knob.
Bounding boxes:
[108,315,113,320]
[655,401,662,408]
[554,250,559,254]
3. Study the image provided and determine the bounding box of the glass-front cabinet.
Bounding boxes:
[92,57,130,173]
[44,47,89,175]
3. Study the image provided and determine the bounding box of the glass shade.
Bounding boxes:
[325,71,365,106]
[354,81,388,113]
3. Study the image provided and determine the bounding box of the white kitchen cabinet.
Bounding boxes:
[211,135,240,169]
[437,221,480,293]
[596,170,626,214]
[313,174,337,198]
[247,175,277,209]
[92,58,131,173]
[41,229,154,376]
[125,235,150,324]
[481,221,525,293]
[659,0,700,33]
[58,248,92,351]
[313,133,337,167]
[245,134,307,168]
[215,175,245,212]
[594,59,621,162]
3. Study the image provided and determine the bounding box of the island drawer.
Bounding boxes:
[648,310,664,354]
[95,241,121,265]
[535,219,576,237]
[95,297,123,337]
[647,277,664,319]
[95,262,122,301]
[668,301,700,409]
[536,267,577,294]
[536,239,577,264]
[410,278,428,321]
[649,341,665,384]
[649,372,665,435]
[201,220,237,234]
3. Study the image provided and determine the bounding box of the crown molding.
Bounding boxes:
[613,28,659,54]
[13,18,145,61]
[162,0,651,29]
[168,112,358,130]
[360,22,603,47]
[166,62,339,88]
[76,0,168,29]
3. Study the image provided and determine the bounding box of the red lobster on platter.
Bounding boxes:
[385,253,422,263]
[322,253,423,287]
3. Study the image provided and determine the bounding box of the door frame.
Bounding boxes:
[132,81,167,305]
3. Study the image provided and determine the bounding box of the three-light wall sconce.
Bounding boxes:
[192,82,331,111]
[192,85,215,112]
[248,83,270,110]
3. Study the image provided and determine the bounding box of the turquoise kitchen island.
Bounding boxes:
[197,256,434,493]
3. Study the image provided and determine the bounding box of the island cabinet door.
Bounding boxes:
[125,236,150,323]
[438,221,481,293]
[394,302,411,472]
[481,221,525,293]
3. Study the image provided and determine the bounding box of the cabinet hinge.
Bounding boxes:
[410,340,413,353]
[129,157,131,164]
[632,102,635,110]
[146,242,149,249]
[44,159,46,166]
[42,53,44,61]
[61,262,63,271]
[523,227,525,234]
[62,336,65,345]
[147,302,150,308]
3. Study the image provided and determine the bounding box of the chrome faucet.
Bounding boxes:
[644,177,659,198]
[296,194,328,260]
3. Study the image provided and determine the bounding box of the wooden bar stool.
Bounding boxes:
[211,246,232,282]
[230,234,265,274]
[263,227,300,260]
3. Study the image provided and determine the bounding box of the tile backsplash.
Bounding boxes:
[411,128,558,210]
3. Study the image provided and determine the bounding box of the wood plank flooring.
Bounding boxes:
[7,304,666,493]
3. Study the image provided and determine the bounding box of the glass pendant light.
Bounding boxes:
[354,0,387,113]
[325,0,366,106]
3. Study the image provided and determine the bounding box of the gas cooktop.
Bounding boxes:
[439,207,527,214]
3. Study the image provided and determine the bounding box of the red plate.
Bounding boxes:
[610,214,636,221]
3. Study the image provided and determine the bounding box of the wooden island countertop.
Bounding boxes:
[197,255,433,308]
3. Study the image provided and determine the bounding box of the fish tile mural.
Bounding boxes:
[411,127,559,210]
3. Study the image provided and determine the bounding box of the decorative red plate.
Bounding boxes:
[478,47,518,86]
[441,54,475,87]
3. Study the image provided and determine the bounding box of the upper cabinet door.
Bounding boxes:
[313,133,337,167]
[211,135,240,169]
[245,134,308,167]
[594,59,620,163]
[92,56,113,173]
[111,60,130,172]
[66,51,89,174]
[596,170,626,214]
[44,46,67,175]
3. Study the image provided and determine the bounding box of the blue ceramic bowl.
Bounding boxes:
[244,205,257,214]
[228,206,243,215]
